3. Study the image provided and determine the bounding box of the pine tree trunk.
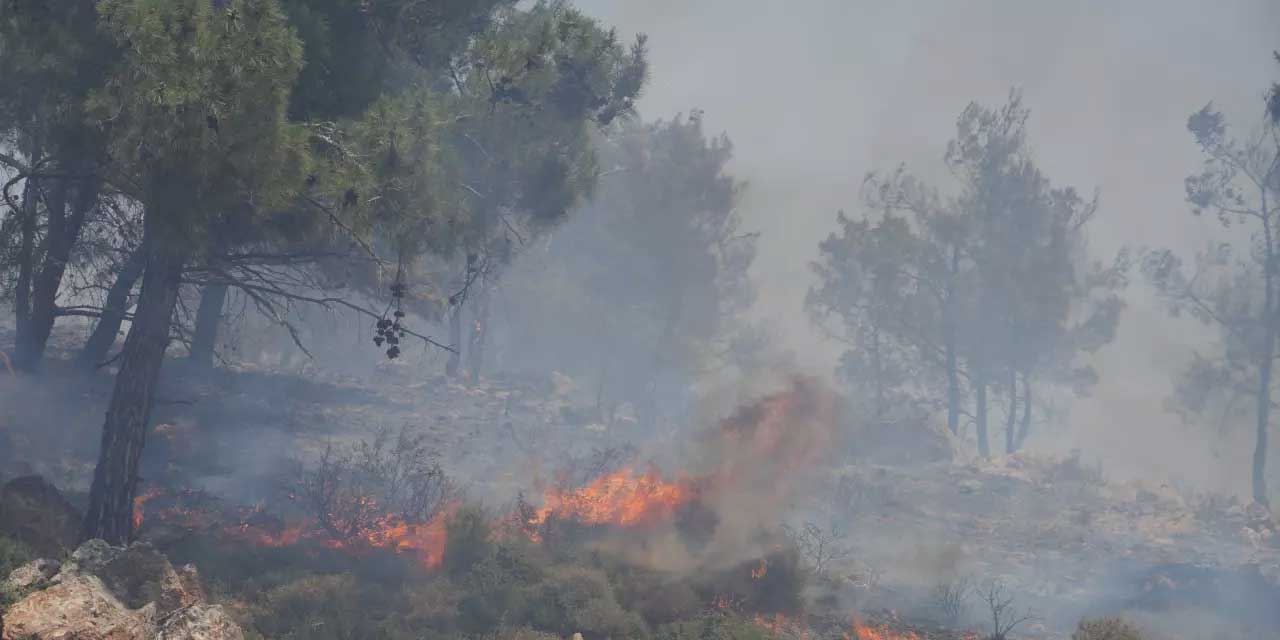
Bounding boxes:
[944,246,961,435]
[13,171,38,351]
[975,372,990,458]
[78,246,146,370]
[15,178,97,370]
[1015,374,1032,451]
[1255,193,1275,507]
[83,227,187,544]
[945,340,960,435]
[1005,369,1017,455]
[1255,345,1273,506]
[188,283,227,368]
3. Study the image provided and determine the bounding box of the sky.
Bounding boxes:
[573,0,1280,494]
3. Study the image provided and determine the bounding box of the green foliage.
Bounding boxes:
[245,573,398,640]
[1072,617,1145,640]
[654,612,771,640]
[443,504,493,578]
[0,534,34,579]
[0,534,35,607]
[496,112,758,424]
[811,90,1127,451]
[89,0,307,245]
[524,565,646,639]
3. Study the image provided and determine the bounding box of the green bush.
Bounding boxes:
[246,574,401,640]
[1073,617,1145,640]
[525,566,646,639]
[0,535,34,579]
[443,504,493,579]
[0,535,34,608]
[655,612,771,640]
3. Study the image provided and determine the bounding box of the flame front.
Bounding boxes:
[845,619,924,640]
[528,466,695,530]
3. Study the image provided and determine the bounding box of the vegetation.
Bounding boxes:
[808,90,1128,456]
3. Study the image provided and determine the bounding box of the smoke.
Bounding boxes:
[574,0,1280,496]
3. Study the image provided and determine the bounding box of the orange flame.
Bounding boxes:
[752,558,769,580]
[753,612,809,639]
[844,619,924,640]
[132,486,163,530]
[527,466,696,531]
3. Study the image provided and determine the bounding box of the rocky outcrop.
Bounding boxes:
[0,475,83,557]
[2,539,242,640]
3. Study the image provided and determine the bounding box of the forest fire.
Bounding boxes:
[527,466,698,531]
[131,486,452,569]
[845,619,924,640]
[753,612,809,639]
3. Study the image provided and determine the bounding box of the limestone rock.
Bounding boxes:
[3,558,59,591]
[155,605,243,640]
[2,574,154,640]
[3,539,243,640]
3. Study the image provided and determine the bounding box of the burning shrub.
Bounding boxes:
[292,424,457,543]
[694,545,807,616]
[561,444,640,487]
[1072,617,1146,640]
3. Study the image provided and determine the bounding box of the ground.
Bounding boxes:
[2,325,1278,639]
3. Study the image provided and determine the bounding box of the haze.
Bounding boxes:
[575,0,1280,495]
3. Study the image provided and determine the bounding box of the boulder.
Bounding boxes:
[0,475,82,557]
[154,605,243,640]
[3,558,59,591]
[2,574,155,640]
[2,539,243,640]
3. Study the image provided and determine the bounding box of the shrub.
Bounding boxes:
[0,535,34,608]
[246,574,401,640]
[291,424,456,542]
[1073,617,1145,640]
[525,566,645,639]
[0,535,34,579]
[929,575,973,625]
[444,504,493,579]
[655,612,771,640]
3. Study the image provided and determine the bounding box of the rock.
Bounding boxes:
[155,605,243,640]
[3,558,60,591]
[2,574,155,640]
[3,539,243,640]
[0,475,83,557]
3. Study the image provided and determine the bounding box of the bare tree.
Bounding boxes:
[931,575,975,625]
[782,520,851,578]
[979,580,1036,640]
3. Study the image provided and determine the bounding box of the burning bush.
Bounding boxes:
[285,424,458,569]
